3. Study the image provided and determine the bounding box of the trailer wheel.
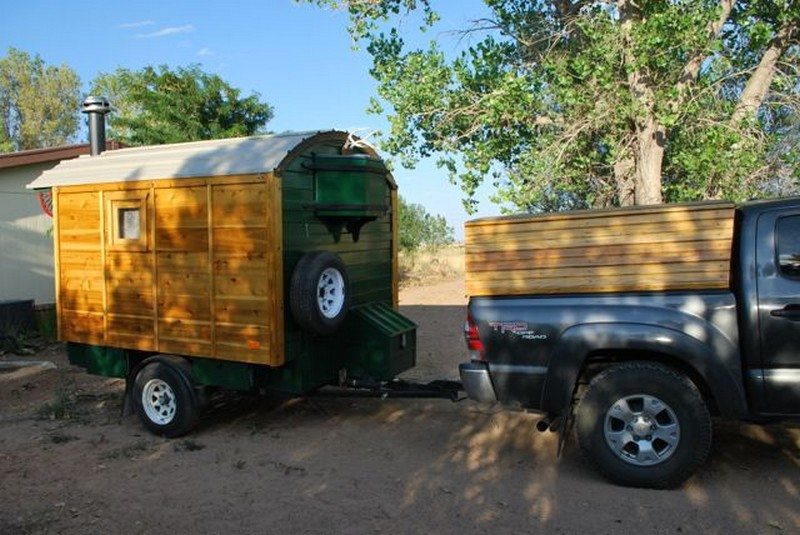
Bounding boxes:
[290,251,350,335]
[575,362,711,489]
[132,358,199,438]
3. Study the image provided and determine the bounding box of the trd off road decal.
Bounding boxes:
[487,321,548,340]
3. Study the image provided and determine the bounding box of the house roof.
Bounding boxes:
[0,141,123,171]
[27,131,354,190]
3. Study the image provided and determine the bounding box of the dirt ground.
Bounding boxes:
[1,277,799,534]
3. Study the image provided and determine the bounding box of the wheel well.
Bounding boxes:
[125,350,151,378]
[125,352,196,389]
[576,350,720,416]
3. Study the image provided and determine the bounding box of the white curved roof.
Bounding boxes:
[27,130,339,189]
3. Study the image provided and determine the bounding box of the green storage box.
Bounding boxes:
[312,155,388,217]
[341,302,417,381]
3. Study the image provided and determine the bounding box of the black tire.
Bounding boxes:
[575,362,712,489]
[289,251,350,335]
[132,358,199,438]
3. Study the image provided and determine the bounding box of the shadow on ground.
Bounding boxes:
[1,301,799,533]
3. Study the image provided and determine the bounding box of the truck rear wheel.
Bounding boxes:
[132,358,199,438]
[575,362,711,489]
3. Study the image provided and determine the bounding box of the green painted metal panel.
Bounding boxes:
[192,357,254,391]
[256,334,345,394]
[312,155,387,205]
[67,342,127,378]
[315,169,385,206]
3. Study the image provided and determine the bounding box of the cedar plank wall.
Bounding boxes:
[58,191,105,343]
[54,174,284,366]
[465,202,736,297]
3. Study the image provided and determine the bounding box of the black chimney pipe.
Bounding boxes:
[81,96,111,156]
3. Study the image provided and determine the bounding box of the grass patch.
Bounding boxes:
[0,325,42,356]
[399,244,464,287]
[103,439,152,460]
[37,377,79,421]
[173,439,205,452]
[49,433,79,444]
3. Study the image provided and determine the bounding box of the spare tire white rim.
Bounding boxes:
[142,378,177,425]
[317,267,345,319]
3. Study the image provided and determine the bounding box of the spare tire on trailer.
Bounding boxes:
[290,251,350,335]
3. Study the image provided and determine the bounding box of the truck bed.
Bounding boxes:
[465,201,735,296]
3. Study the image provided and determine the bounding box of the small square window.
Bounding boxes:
[106,191,149,251]
[118,208,141,240]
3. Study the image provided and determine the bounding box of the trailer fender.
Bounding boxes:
[540,323,748,419]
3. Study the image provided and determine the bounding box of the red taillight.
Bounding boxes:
[464,313,485,361]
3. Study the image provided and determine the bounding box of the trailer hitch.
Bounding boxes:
[313,378,465,402]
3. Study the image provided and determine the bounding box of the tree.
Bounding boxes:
[0,48,81,152]
[91,65,274,145]
[311,1,799,213]
[398,195,455,250]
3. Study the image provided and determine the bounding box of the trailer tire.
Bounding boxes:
[132,358,199,438]
[290,251,350,335]
[575,362,711,489]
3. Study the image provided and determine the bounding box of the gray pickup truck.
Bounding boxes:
[460,197,800,488]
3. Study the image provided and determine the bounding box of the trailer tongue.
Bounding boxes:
[314,378,464,401]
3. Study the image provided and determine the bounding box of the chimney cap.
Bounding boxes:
[82,96,110,115]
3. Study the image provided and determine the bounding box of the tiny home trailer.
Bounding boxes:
[28,130,417,436]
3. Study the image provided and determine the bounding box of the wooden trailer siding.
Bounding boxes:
[56,191,103,344]
[465,202,736,297]
[54,174,284,366]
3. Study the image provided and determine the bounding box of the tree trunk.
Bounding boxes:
[619,0,665,205]
[613,155,635,206]
[634,117,665,205]
[732,24,794,123]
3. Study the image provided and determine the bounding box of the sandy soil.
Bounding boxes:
[1,278,799,534]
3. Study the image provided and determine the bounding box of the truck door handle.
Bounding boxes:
[770,305,800,321]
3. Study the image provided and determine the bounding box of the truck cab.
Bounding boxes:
[738,198,800,415]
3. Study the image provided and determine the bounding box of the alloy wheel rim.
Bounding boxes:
[603,394,681,466]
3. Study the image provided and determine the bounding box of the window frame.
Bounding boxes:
[775,214,800,281]
[106,190,150,252]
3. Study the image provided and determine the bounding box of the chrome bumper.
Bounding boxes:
[459,362,497,403]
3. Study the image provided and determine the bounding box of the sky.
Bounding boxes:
[0,0,503,239]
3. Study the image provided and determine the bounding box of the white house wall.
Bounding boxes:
[0,161,56,304]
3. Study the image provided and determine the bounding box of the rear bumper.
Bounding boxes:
[459,362,497,403]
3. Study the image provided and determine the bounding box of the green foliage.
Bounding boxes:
[398,195,454,250]
[91,65,274,145]
[311,1,800,212]
[37,377,79,421]
[0,48,81,151]
[0,324,46,355]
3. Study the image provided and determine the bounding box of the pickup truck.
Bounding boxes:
[459,197,800,488]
